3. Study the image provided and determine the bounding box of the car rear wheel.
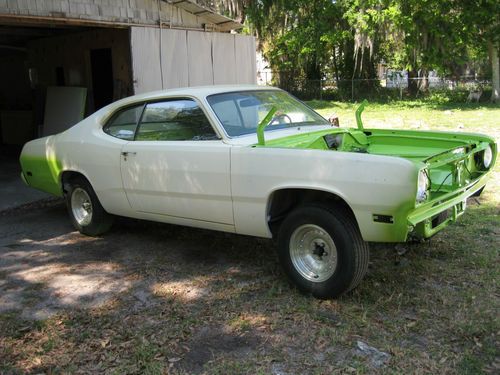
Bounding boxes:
[65,176,113,236]
[277,204,369,299]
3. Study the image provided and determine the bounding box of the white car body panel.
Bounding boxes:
[120,140,233,225]
[230,146,416,240]
[57,120,132,217]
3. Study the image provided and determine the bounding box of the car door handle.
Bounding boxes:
[121,152,137,156]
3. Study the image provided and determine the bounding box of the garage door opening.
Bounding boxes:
[0,23,132,210]
[0,24,132,157]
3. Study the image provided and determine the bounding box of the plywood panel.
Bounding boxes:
[235,35,257,84]
[161,29,189,89]
[130,27,162,94]
[212,33,237,85]
[187,31,214,86]
[130,28,256,94]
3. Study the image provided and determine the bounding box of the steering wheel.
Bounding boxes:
[270,113,292,125]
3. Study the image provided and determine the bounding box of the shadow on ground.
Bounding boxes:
[1,195,498,374]
[0,199,277,320]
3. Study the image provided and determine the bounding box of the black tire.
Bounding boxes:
[65,176,114,236]
[277,204,369,299]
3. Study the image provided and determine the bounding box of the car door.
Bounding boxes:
[119,98,233,225]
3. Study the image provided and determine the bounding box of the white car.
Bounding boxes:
[20,85,496,298]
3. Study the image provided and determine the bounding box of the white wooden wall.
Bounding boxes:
[0,0,207,30]
[130,27,256,94]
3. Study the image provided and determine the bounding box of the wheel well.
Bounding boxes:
[267,188,356,237]
[61,171,88,195]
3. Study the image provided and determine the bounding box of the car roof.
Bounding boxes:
[113,84,280,107]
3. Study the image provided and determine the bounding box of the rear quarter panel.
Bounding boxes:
[20,135,63,196]
[20,110,132,217]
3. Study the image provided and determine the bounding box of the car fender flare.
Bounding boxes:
[265,184,358,234]
[60,169,98,197]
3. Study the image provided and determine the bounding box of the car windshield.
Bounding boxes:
[206,90,330,137]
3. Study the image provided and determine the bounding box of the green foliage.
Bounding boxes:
[236,0,499,98]
[246,0,359,82]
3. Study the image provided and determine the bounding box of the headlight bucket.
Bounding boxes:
[416,169,430,203]
[483,145,493,169]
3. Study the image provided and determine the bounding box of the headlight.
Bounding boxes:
[416,169,429,203]
[483,145,493,169]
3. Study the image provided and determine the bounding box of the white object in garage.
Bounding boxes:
[43,87,87,136]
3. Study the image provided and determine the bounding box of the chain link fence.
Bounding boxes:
[257,72,492,102]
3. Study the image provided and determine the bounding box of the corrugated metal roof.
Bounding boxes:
[167,0,243,32]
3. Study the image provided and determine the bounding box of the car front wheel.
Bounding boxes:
[277,204,369,299]
[65,176,114,236]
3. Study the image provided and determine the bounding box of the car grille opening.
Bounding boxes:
[431,209,452,228]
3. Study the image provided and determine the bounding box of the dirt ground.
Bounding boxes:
[0,199,284,374]
[1,194,499,374]
[0,198,280,320]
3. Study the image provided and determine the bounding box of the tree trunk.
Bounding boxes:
[407,68,419,97]
[332,46,340,84]
[489,41,500,103]
[419,69,429,92]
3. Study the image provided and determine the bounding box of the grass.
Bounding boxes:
[1,100,499,374]
[309,100,500,140]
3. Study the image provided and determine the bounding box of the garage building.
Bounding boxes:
[0,0,255,209]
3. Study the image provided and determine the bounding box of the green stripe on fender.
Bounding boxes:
[19,154,63,196]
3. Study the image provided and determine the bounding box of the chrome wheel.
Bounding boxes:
[289,224,338,282]
[71,187,93,226]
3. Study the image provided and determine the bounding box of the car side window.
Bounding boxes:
[103,105,144,140]
[135,99,218,141]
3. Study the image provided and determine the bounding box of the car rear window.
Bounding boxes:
[103,104,144,140]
